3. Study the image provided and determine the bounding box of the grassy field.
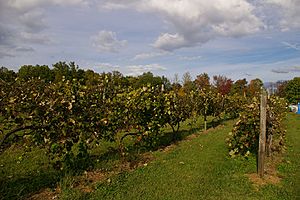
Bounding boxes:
[0,114,299,199]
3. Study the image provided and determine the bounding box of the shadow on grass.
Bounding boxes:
[0,118,227,200]
[94,120,226,168]
[0,169,60,200]
[149,118,224,150]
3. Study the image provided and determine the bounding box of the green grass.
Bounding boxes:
[88,114,300,200]
[276,113,300,198]
[1,114,299,199]
[90,120,257,200]
[0,148,60,200]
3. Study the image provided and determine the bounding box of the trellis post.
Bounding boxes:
[258,89,267,178]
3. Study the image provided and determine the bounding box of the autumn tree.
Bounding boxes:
[248,78,263,97]
[194,73,210,90]
[212,75,233,95]
[275,81,288,98]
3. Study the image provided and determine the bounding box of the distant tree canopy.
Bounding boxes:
[133,72,171,90]
[275,81,288,98]
[212,75,233,95]
[285,77,300,104]
[248,78,263,97]
[3,61,300,104]
[182,72,195,92]
[18,65,54,82]
[231,79,247,96]
[52,61,85,82]
[0,67,16,82]
[194,73,210,90]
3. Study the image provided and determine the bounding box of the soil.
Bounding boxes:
[247,154,282,190]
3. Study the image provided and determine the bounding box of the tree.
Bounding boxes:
[248,78,263,97]
[18,65,54,82]
[285,77,300,104]
[212,75,233,95]
[52,61,73,82]
[0,67,16,82]
[194,73,210,90]
[230,78,247,96]
[275,81,288,98]
[171,73,182,91]
[182,72,195,93]
[161,75,172,91]
[133,72,166,89]
[84,69,100,86]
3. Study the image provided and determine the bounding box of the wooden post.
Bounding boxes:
[258,89,267,178]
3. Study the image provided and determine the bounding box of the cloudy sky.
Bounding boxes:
[1,0,300,82]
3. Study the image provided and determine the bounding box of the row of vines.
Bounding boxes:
[0,75,249,171]
[227,95,287,158]
[0,72,288,172]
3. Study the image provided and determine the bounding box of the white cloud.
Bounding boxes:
[15,46,35,52]
[100,0,140,10]
[91,30,127,53]
[126,64,167,76]
[20,32,52,44]
[132,51,170,60]
[266,0,300,31]
[281,41,300,51]
[93,62,120,70]
[179,55,202,61]
[0,49,15,58]
[0,0,89,58]
[101,0,264,51]
[7,0,88,11]
[153,33,187,51]
[19,9,47,32]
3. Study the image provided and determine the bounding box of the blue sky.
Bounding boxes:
[1,0,300,82]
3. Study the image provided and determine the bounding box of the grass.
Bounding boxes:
[88,113,300,200]
[90,121,257,200]
[0,116,210,200]
[0,148,60,200]
[0,114,299,199]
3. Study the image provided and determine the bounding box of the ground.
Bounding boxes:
[0,114,299,200]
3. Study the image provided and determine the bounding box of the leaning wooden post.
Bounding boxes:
[258,89,267,178]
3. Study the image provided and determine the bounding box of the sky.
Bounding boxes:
[1,0,300,82]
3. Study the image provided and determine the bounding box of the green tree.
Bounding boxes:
[182,72,195,93]
[52,61,72,82]
[285,77,300,104]
[230,78,248,96]
[0,67,16,82]
[18,65,54,82]
[133,72,169,90]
